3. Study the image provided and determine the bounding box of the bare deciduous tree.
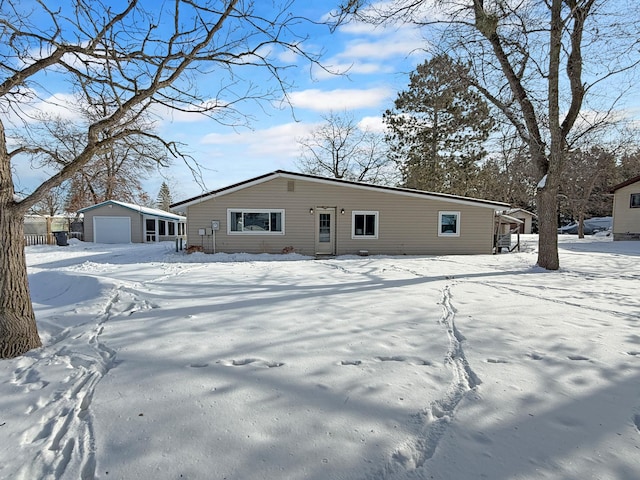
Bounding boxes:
[1,0,320,358]
[335,0,640,269]
[26,103,167,212]
[296,111,396,184]
[559,147,616,237]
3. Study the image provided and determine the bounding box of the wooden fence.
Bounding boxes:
[24,232,83,246]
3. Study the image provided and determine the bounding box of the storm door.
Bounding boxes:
[315,207,336,255]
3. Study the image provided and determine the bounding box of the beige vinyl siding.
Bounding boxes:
[612,181,640,239]
[186,177,496,255]
[82,204,143,243]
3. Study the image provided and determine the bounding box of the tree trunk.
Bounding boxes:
[577,211,585,239]
[536,182,560,270]
[0,123,42,358]
[0,204,42,358]
[537,0,562,271]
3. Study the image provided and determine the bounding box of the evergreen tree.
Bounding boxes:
[384,54,494,196]
[156,182,173,212]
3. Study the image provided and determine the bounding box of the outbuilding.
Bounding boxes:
[172,170,509,256]
[78,200,186,244]
[501,208,537,234]
[610,175,640,241]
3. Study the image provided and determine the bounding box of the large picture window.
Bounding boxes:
[228,209,284,234]
[439,211,460,237]
[631,193,640,208]
[352,211,378,239]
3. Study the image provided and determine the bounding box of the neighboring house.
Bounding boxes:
[502,208,537,234]
[171,170,509,256]
[78,200,186,244]
[610,175,640,241]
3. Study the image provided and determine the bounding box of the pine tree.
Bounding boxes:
[156,182,172,212]
[384,54,494,196]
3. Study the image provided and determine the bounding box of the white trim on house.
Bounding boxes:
[438,211,461,237]
[351,210,379,239]
[226,208,285,235]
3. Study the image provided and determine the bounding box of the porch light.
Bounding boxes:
[309,208,314,214]
[341,208,345,215]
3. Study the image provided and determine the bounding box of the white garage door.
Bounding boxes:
[93,216,132,244]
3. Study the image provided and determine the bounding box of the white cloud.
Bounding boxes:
[14,92,82,124]
[312,22,427,80]
[289,87,393,112]
[201,122,317,158]
[337,32,426,62]
[358,115,387,134]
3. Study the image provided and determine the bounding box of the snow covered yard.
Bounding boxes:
[1,235,639,480]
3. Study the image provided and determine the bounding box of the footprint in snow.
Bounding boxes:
[219,358,284,368]
[486,358,508,364]
[340,360,362,366]
[376,356,406,362]
[568,355,590,361]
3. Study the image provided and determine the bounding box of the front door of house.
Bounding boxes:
[315,207,335,255]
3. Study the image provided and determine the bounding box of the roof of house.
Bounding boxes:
[77,200,186,221]
[171,170,511,210]
[496,213,525,224]
[504,207,537,218]
[610,174,640,193]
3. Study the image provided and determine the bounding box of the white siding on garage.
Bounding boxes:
[94,216,131,243]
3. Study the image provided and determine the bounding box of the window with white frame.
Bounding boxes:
[438,211,460,236]
[631,193,640,208]
[228,209,284,234]
[352,211,378,239]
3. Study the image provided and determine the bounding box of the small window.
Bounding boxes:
[439,211,460,237]
[228,209,284,234]
[168,222,175,235]
[158,220,166,236]
[352,211,378,239]
[631,193,640,208]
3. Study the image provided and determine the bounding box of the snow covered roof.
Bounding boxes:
[505,208,537,218]
[496,213,525,224]
[77,200,185,221]
[172,170,511,210]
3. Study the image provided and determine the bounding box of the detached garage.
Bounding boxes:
[78,200,186,244]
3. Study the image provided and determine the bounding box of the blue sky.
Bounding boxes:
[9,1,639,205]
[9,3,428,204]
[148,6,428,203]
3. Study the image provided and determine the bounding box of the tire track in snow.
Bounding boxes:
[367,284,481,479]
[11,285,150,480]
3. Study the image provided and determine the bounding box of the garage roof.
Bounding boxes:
[78,200,186,221]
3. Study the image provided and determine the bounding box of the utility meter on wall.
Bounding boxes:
[211,220,220,231]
